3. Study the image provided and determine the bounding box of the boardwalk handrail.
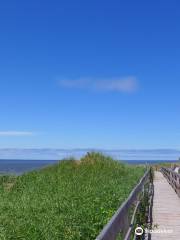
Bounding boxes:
[96,169,151,240]
[161,167,180,198]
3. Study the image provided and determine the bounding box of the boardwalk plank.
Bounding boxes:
[151,171,180,240]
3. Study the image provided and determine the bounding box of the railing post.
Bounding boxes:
[170,172,173,187]
[161,167,180,199]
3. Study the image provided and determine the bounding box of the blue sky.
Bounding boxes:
[0,0,180,150]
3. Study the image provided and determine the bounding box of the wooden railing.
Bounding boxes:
[161,167,180,198]
[96,169,153,240]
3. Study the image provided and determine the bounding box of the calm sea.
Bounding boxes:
[0,159,179,175]
[0,160,58,175]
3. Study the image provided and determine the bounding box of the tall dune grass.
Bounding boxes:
[0,152,145,240]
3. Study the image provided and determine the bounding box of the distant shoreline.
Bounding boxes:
[0,159,179,175]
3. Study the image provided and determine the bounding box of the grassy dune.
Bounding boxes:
[0,153,145,240]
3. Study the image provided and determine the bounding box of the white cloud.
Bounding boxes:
[0,131,35,136]
[59,77,138,93]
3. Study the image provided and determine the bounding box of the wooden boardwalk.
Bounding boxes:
[151,171,180,239]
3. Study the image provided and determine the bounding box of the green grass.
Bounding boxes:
[0,152,145,240]
[153,162,180,171]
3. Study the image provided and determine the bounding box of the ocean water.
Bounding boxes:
[0,159,179,175]
[0,160,58,175]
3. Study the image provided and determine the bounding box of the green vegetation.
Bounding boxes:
[153,162,180,171]
[0,153,145,240]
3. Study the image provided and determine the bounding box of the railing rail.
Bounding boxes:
[161,167,180,198]
[96,169,152,240]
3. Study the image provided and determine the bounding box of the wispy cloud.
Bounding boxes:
[59,77,138,93]
[0,131,35,136]
[0,148,179,161]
